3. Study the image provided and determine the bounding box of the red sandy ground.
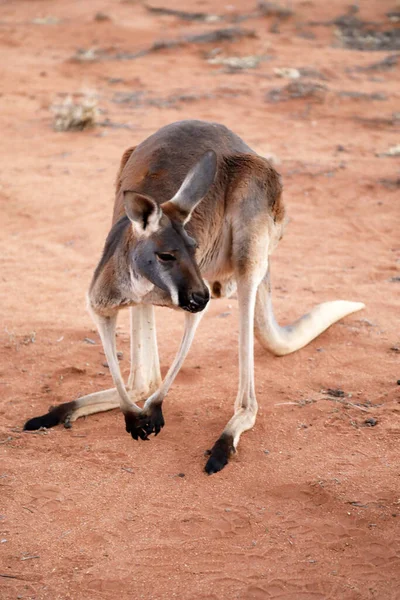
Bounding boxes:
[0,1,399,599]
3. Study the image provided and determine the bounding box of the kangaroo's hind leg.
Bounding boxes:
[205,221,270,474]
[204,270,262,474]
[24,305,161,430]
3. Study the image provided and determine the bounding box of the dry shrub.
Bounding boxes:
[266,81,327,103]
[51,95,99,132]
[334,15,400,51]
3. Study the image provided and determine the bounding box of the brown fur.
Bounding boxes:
[161,200,189,224]
[115,146,137,194]
[224,153,285,224]
[112,121,284,226]
[91,120,286,315]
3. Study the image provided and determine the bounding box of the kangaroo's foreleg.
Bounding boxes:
[126,308,206,441]
[205,274,260,474]
[71,305,161,424]
[128,304,162,397]
[24,305,161,431]
[92,307,164,441]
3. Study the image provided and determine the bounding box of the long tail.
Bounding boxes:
[254,269,365,356]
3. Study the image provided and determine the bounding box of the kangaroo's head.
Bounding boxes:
[124,150,217,313]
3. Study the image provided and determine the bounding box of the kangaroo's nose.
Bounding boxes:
[190,290,210,309]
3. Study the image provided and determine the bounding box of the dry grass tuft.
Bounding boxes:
[266,81,327,103]
[51,95,99,132]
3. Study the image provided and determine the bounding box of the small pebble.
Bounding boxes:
[364,418,378,427]
[101,352,122,366]
[94,11,111,21]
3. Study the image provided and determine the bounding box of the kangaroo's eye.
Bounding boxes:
[156,252,176,262]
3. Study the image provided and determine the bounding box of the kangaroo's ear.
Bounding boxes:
[161,150,217,224]
[123,191,162,236]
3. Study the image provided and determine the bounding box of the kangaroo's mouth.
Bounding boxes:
[181,302,208,313]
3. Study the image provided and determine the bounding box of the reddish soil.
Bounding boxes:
[1,1,399,599]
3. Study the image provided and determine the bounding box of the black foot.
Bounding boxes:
[124,404,165,441]
[204,433,235,475]
[24,401,76,431]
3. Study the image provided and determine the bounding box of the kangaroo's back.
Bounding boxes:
[113,120,254,224]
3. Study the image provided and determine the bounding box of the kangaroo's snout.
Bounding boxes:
[181,287,210,313]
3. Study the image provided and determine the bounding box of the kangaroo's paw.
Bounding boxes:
[124,404,165,441]
[24,401,76,431]
[204,433,235,475]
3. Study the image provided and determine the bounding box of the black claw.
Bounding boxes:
[63,415,72,429]
[204,433,235,475]
[124,404,164,441]
[152,404,164,436]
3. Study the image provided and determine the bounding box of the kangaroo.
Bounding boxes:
[24,120,364,474]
